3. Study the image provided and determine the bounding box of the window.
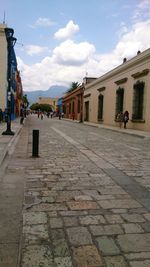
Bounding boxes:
[115,87,124,118]
[98,94,103,120]
[132,80,145,120]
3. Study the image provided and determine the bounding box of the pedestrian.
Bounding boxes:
[117,112,124,128]
[20,106,24,124]
[41,112,43,120]
[50,111,53,118]
[59,112,61,120]
[123,110,129,128]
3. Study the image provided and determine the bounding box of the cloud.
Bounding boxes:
[54,20,79,40]
[133,0,150,20]
[25,45,48,56]
[18,19,150,92]
[52,40,95,65]
[31,17,55,28]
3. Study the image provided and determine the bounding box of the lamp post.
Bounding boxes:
[2,28,17,135]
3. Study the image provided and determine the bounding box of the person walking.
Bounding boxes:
[123,110,129,128]
[117,112,124,128]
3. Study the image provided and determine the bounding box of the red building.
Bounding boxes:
[63,84,84,122]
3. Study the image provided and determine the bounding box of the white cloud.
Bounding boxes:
[52,40,95,65]
[25,45,48,56]
[31,17,55,28]
[54,20,79,40]
[18,19,150,92]
[133,0,150,20]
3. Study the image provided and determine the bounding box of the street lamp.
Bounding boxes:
[2,28,17,135]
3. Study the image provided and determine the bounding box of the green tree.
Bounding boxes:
[30,103,53,113]
[22,94,29,107]
[66,82,80,93]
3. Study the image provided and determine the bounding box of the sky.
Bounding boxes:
[1,0,150,92]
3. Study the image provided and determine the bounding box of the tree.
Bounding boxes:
[22,94,29,107]
[30,103,53,113]
[66,82,80,93]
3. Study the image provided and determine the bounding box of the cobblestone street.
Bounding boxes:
[1,115,150,267]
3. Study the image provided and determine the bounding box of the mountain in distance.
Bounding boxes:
[24,85,68,105]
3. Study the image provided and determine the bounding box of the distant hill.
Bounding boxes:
[24,85,68,105]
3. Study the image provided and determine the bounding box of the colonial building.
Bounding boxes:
[38,97,58,111]
[63,84,84,121]
[83,48,150,131]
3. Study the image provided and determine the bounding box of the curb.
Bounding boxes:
[0,123,23,166]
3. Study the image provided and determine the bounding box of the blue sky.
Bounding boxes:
[1,0,150,91]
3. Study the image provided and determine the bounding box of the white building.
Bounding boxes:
[84,48,150,131]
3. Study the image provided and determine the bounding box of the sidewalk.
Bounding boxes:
[84,121,150,139]
[0,119,22,166]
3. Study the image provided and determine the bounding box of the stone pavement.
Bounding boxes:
[0,116,150,267]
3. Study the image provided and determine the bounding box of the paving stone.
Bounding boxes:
[23,212,47,225]
[117,233,150,252]
[99,186,127,195]
[30,203,68,211]
[74,195,93,201]
[63,216,79,226]
[49,217,63,228]
[130,260,150,267]
[98,199,142,209]
[125,252,150,260]
[67,201,99,210]
[21,245,53,267]
[143,213,150,221]
[47,211,58,217]
[23,224,49,244]
[122,223,144,233]
[54,257,73,267]
[121,214,145,223]
[67,227,92,245]
[51,229,70,257]
[73,245,103,267]
[104,255,129,267]
[141,222,150,232]
[96,236,120,255]
[112,209,128,214]
[79,215,106,225]
[90,224,123,236]
[104,214,124,224]
[60,210,88,216]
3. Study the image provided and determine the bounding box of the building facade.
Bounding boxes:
[83,49,150,131]
[38,97,58,111]
[63,85,84,121]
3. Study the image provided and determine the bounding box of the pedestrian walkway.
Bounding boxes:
[1,116,150,267]
[84,121,150,139]
[0,118,22,166]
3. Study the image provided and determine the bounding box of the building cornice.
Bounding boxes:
[97,87,106,92]
[84,93,91,98]
[131,68,149,79]
[85,48,150,89]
